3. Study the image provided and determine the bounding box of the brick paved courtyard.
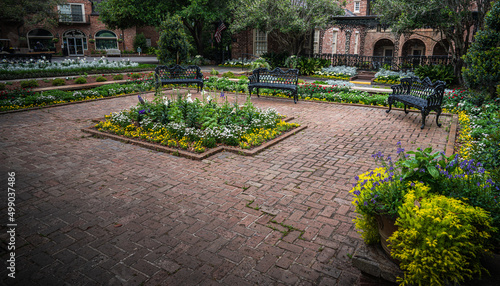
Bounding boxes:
[0,91,452,285]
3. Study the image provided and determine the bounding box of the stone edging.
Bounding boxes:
[81,117,307,160]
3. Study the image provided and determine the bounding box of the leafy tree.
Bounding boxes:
[463,1,500,98]
[97,0,231,55]
[157,15,192,65]
[229,0,344,55]
[0,0,67,34]
[372,0,493,84]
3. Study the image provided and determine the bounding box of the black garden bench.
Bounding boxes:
[387,77,446,129]
[248,68,299,103]
[154,65,204,92]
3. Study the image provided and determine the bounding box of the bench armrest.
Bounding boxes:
[248,74,258,83]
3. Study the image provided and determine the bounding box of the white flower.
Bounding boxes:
[186,93,193,103]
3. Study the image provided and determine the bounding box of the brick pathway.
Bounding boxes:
[0,91,451,285]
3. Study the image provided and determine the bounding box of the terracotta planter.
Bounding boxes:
[376,214,398,257]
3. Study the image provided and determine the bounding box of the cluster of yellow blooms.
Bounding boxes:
[457,111,473,159]
[96,118,300,153]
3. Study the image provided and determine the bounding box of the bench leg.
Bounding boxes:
[420,109,428,129]
[386,97,393,113]
[256,88,260,98]
[404,104,409,114]
[294,91,298,104]
[435,107,442,127]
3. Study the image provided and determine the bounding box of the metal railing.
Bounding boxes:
[305,54,452,71]
[59,13,90,24]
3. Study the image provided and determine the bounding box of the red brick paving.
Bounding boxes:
[0,90,451,285]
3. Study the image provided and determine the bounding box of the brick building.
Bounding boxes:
[231,0,453,65]
[0,0,159,56]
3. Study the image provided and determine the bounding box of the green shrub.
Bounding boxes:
[463,1,500,98]
[390,184,493,286]
[51,78,66,86]
[261,51,290,68]
[96,76,107,82]
[210,68,219,76]
[74,77,87,84]
[133,33,147,53]
[113,74,124,80]
[20,79,39,88]
[222,71,235,78]
[0,83,5,90]
[414,64,455,84]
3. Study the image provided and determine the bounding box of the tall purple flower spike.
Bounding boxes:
[138,95,145,104]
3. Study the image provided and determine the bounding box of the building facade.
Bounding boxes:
[0,0,159,56]
[232,0,453,67]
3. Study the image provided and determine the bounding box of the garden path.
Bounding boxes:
[0,91,451,285]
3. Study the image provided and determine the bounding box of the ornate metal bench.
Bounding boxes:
[154,65,204,92]
[248,68,299,103]
[386,77,446,129]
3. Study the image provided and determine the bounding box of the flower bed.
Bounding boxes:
[312,65,356,80]
[351,143,499,285]
[0,57,155,80]
[89,92,302,157]
[373,68,415,85]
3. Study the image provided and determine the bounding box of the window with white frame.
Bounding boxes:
[313,29,321,54]
[253,30,268,56]
[354,1,361,13]
[332,30,338,54]
[58,3,85,23]
[354,31,359,54]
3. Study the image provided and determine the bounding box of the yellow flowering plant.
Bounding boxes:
[389,182,495,286]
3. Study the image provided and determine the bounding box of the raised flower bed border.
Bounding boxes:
[81,116,307,160]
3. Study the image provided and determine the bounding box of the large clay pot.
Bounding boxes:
[376,214,398,257]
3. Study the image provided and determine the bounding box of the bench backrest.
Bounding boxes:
[251,68,299,85]
[400,77,446,106]
[155,65,203,80]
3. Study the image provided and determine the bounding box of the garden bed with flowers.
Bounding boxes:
[0,57,155,80]
[82,91,305,160]
[351,142,500,285]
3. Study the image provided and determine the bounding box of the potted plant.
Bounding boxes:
[52,38,59,43]
[89,39,95,44]
[351,143,499,285]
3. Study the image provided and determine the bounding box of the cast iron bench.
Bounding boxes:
[154,65,204,92]
[386,77,446,129]
[248,68,299,103]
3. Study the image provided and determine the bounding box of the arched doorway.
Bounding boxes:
[94,30,118,50]
[402,39,426,68]
[63,30,87,56]
[433,40,450,56]
[373,39,395,67]
[27,29,54,52]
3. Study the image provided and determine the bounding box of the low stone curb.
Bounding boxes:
[81,117,307,160]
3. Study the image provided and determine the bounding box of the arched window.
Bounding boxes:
[27,29,54,52]
[95,30,118,50]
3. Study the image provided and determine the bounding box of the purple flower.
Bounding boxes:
[353,190,361,195]
[138,109,146,114]
[410,182,415,187]
[220,91,225,98]
[364,201,368,206]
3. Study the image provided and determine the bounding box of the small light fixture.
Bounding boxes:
[376,24,381,33]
